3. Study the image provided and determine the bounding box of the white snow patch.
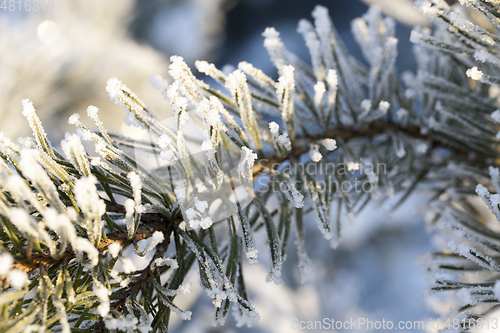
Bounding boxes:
[466,67,483,81]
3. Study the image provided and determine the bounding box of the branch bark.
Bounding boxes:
[253,121,479,179]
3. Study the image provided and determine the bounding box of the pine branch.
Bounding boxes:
[92,212,182,333]
[3,2,500,332]
[12,207,182,273]
[253,121,492,179]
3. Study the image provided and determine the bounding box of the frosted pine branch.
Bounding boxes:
[2,2,500,332]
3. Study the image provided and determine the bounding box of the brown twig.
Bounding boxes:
[93,211,182,333]
[12,228,154,273]
[252,121,489,179]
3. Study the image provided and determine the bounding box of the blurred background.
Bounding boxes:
[0,0,439,331]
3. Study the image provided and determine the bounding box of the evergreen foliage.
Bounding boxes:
[1,1,500,331]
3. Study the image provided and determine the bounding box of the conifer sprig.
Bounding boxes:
[2,2,500,332]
